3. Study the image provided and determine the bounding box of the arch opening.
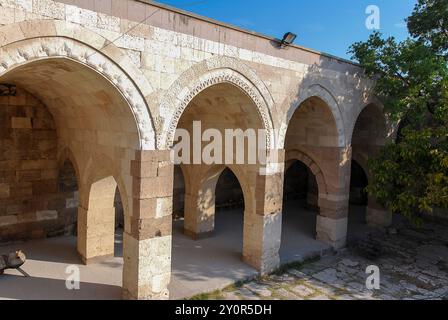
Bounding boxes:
[281,95,341,262]
[348,103,389,237]
[169,82,264,298]
[79,175,125,262]
[285,96,341,150]
[280,160,321,263]
[0,56,140,299]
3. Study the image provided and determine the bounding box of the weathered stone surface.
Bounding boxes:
[0,0,408,301]
[290,284,315,297]
[198,219,448,301]
[244,283,272,297]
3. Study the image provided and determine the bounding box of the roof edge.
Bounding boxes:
[138,0,360,68]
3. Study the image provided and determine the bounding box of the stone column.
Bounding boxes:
[366,195,392,228]
[183,165,217,239]
[122,150,173,300]
[242,151,284,274]
[77,177,116,264]
[316,194,349,249]
[315,147,351,249]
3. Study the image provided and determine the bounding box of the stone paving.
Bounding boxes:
[191,218,448,300]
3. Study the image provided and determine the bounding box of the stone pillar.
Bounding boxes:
[242,151,284,274]
[315,147,351,249]
[77,177,116,264]
[366,196,392,228]
[122,150,173,300]
[183,166,216,239]
[316,194,349,249]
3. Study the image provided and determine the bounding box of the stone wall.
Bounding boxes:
[0,0,378,152]
[0,87,78,241]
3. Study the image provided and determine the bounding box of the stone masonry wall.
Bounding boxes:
[0,87,78,241]
[0,0,375,151]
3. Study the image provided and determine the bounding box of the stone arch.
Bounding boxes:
[348,97,386,145]
[57,147,82,187]
[279,84,346,148]
[78,175,119,263]
[285,149,328,196]
[159,56,275,150]
[351,152,370,181]
[183,163,252,238]
[81,153,128,215]
[0,20,156,150]
[191,164,251,210]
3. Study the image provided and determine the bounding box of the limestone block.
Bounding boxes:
[133,176,173,199]
[0,0,31,11]
[33,0,65,20]
[130,215,172,240]
[157,161,174,178]
[11,117,32,129]
[131,160,158,178]
[160,73,178,90]
[122,233,171,300]
[136,150,171,162]
[36,210,57,221]
[318,195,350,219]
[243,212,281,274]
[20,159,57,170]
[15,212,34,224]
[316,215,347,249]
[132,197,156,218]
[126,49,141,67]
[156,197,172,218]
[0,183,10,198]
[65,4,97,27]
[0,7,16,24]
[0,215,17,227]
[115,33,145,51]
[77,206,115,262]
[97,12,120,32]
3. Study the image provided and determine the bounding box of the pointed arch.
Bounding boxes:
[279,84,346,148]
[0,20,156,150]
[158,56,275,150]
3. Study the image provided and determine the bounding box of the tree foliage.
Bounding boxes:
[349,0,448,224]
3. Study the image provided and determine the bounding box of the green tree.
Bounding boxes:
[348,0,448,224]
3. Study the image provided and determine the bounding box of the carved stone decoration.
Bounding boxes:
[0,84,16,96]
[0,37,156,150]
[159,56,276,150]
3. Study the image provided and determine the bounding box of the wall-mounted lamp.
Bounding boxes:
[280,32,297,48]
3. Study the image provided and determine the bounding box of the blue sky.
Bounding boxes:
[156,0,417,60]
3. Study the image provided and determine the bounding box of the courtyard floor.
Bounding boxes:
[0,200,331,300]
[195,215,448,300]
[1,202,447,300]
